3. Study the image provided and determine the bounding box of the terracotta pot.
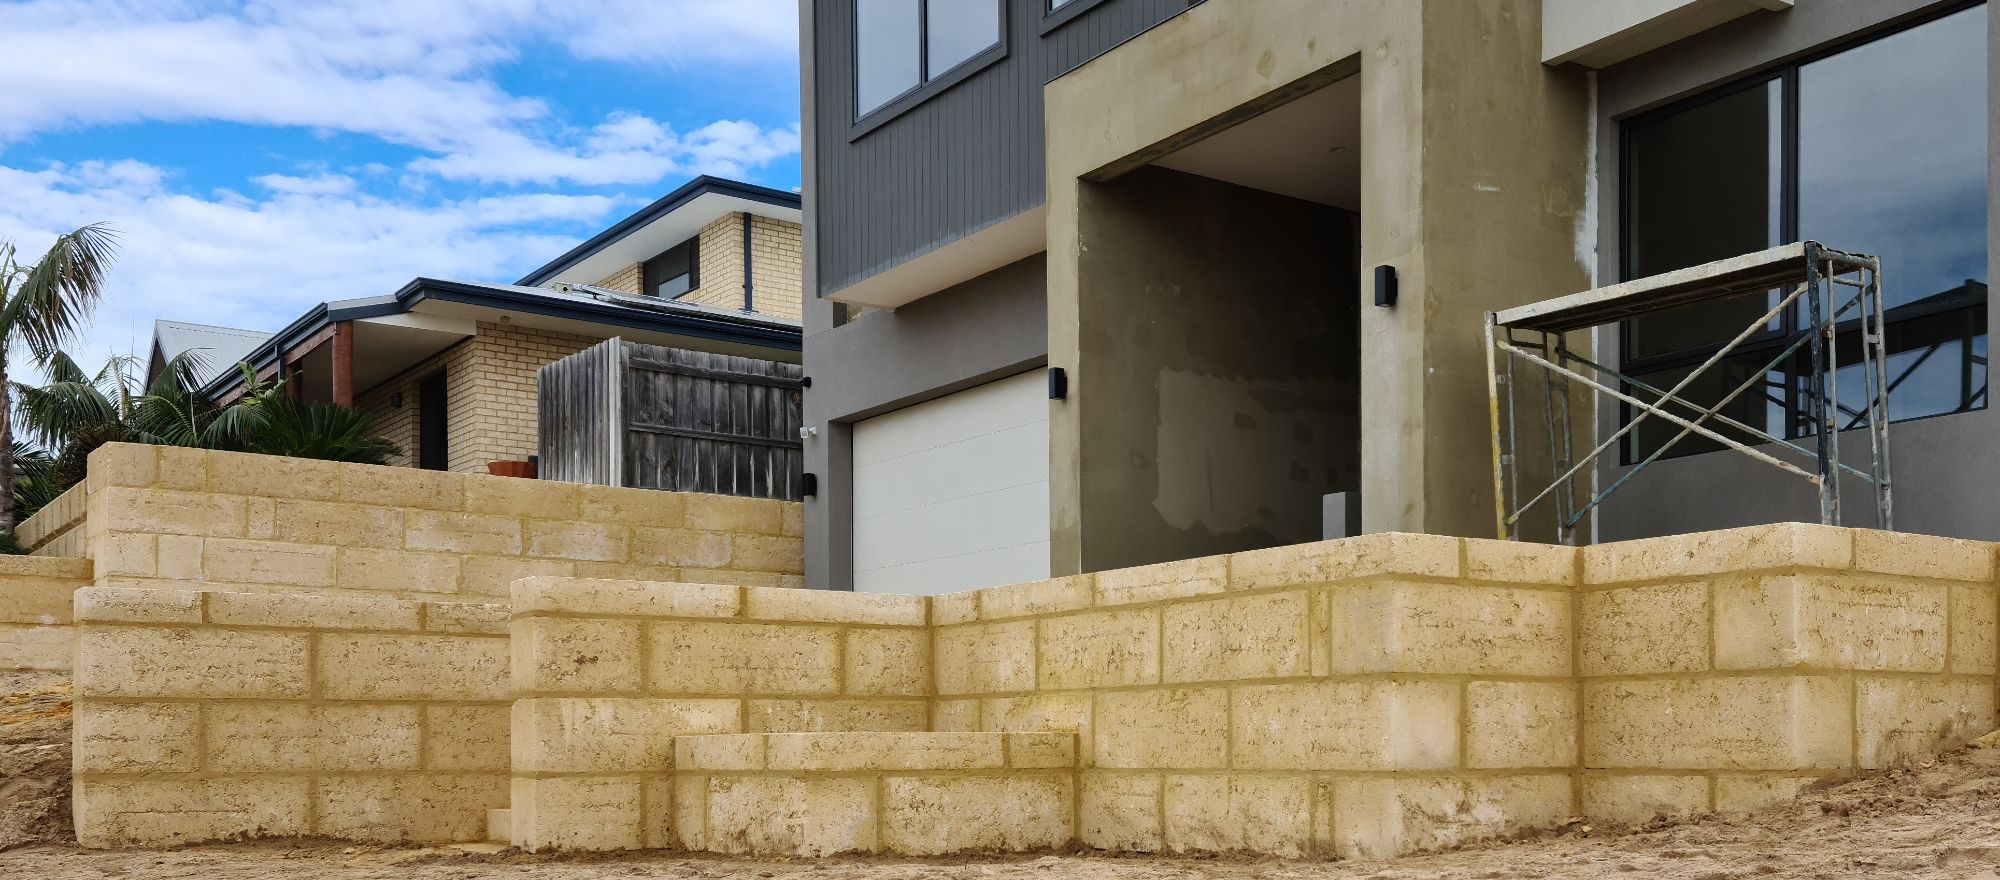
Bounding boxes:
[487,461,535,479]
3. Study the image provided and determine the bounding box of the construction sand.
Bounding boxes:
[6,672,2000,879]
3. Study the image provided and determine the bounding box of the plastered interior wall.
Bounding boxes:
[78,443,804,603]
[69,586,512,847]
[0,555,91,671]
[1045,0,1592,570]
[1074,166,1360,572]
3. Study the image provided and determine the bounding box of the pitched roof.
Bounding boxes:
[150,320,275,386]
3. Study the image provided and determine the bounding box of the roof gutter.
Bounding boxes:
[516,175,802,288]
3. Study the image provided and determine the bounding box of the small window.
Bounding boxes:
[643,239,698,299]
[855,0,1002,117]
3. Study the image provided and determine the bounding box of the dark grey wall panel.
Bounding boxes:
[811,0,1194,294]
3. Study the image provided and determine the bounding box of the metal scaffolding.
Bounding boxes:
[1485,241,1893,544]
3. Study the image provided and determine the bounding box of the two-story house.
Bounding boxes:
[798,0,1990,593]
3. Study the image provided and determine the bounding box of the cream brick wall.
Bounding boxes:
[591,262,643,295]
[70,586,512,847]
[589,213,803,322]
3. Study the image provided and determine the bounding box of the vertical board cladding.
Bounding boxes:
[69,587,513,848]
[507,577,932,851]
[78,443,806,605]
[811,0,1192,294]
[0,555,93,671]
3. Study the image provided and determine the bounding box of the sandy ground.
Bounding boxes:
[6,672,2000,879]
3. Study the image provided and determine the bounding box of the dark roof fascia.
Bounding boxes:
[515,176,803,287]
[199,278,801,400]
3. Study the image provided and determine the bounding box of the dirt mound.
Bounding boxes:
[0,671,72,852]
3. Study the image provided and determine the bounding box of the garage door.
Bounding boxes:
[852,370,1050,594]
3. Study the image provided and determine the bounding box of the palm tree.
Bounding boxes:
[0,224,117,535]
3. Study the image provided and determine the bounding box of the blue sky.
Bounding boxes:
[0,0,802,375]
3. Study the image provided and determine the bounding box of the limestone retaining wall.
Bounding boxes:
[0,555,91,671]
[18,481,87,557]
[70,586,512,847]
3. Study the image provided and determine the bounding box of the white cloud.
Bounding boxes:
[0,159,617,377]
[253,173,357,196]
[0,0,801,186]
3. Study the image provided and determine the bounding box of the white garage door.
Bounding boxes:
[852,370,1051,594]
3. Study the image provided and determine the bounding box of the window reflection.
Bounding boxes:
[857,0,922,115]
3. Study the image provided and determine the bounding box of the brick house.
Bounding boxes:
[150,176,805,473]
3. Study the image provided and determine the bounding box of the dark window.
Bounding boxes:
[855,0,1002,117]
[418,371,448,471]
[643,238,698,299]
[1620,3,1988,462]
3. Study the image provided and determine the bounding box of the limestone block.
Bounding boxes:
[511,776,644,852]
[648,621,840,695]
[673,774,707,850]
[745,586,924,625]
[702,776,877,856]
[782,502,804,538]
[202,538,335,587]
[680,568,783,588]
[155,535,202,580]
[1231,681,1459,771]
[425,602,512,635]
[74,778,310,848]
[0,624,70,672]
[931,699,978,731]
[0,578,77,625]
[932,590,978,625]
[983,694,1094,763]
[1163,774,1315,857]
[731,535,805,574]
[205,452,340,500]
[427,704,511,771]
[205,704,422,772]
[512,576,738,618]
[683,493,785,536]
[334,548,462,594]
[1951,582,1998,676]
[1579,583,1709,677]
[760,732,1000,770]
[315,773,508,844]
[1040,608,1160,690]
[1714,774,1816,813]
[513,617,642,694]
[512,697,738,773]
[1094,556,1227,606]
[576,561,689,582]
[316,633,509,701]
[1094,688,1227,769]
[461,556,575,598]
[487,808,512,845]
[934,620,1035,695]
[1162,591,1310,683]
[880,774,1074,855]
[269,499,403,549]
[1856,677,1996,769]
[86,443,157,490]
[92,532,155,578]
[629,527,732,568]
[1581,775,1709,825]
[1079,771,1162,852]
[405,510,522,555]
[77,626,310,698]
[72,702,199,773]
[578,484,685,528]
[94,487,245,537]
[467,477,580,520]
[1464,538,1578,586]
[1466,680,1578,769]
[339,463,464,511]
[1229,533,1461,592]
[643,776,676,849]
[1714,575,1946,672]
[1582,675,1852,770]
[1583,523,1852,584]
[678,734,767,770]
[979,575,1092,620]
[745,699,928,733]
[1331,775,1570,861]
[75,587,202,624]
[153,446,208,489]
[844,628,929,696]
[206,591,423,630]
[1330,582,1570,677]
[526,520,629,563]
[1852,529,1995,581]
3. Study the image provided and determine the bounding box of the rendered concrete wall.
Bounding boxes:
[70,587,512,847]
[0,555,91,671]
[1544,0,1794,67]
[507,576,930,851]
[1072,166,1360,572]
[82,443,803,602]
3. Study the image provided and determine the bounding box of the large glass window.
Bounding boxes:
[1621,3,1988,462]
[855,0,1002,117]
[643,239,697,299]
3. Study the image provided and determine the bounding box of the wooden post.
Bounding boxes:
[332,320,355,407]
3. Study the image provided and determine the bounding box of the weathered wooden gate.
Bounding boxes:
[539,338,806,500]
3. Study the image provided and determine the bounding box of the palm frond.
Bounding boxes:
[0,223,118,363]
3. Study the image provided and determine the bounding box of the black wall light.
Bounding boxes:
[1048,367,1068,400]
[1374,265,1398,308]
[802,473,818,497]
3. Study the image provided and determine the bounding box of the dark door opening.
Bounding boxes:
[418,371,449,471]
